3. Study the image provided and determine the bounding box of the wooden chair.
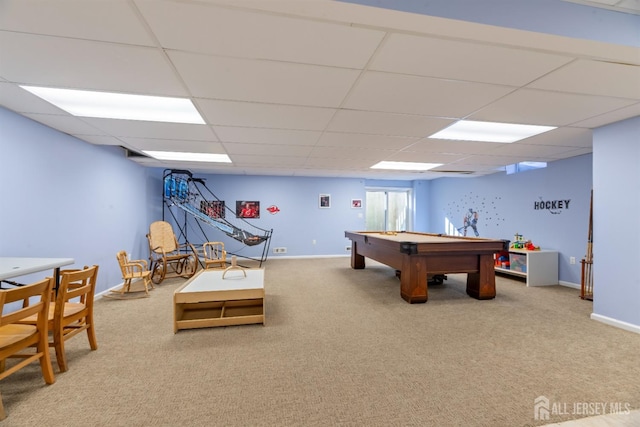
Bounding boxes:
[0,278,55,420]
[22,265,99,373]
[147,221,197,284]
[202,241,227,269]
[114,251,153,297]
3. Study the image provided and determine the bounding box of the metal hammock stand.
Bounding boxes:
[161,169,273,267]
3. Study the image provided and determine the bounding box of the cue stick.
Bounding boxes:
[581,189,594,300]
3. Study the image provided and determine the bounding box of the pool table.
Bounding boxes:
[344,231,505,304]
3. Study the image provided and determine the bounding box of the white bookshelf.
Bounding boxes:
[495,249,558,286]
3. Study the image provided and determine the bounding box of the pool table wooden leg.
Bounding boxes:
[399,257,428,303]
[466,254,496,299]
[350,242,365,269]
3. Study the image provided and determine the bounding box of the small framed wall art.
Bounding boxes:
[236,201,260,218]
[319,194,331,208]
[351,199,362,208]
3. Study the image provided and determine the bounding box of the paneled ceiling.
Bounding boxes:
[1,0,639,180]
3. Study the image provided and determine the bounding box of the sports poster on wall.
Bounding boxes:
[236,201,260,218]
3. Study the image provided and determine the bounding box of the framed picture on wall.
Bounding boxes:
[351,199,362,208]
[236,201,260,218]
[319,194,331,208]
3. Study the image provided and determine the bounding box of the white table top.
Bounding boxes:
[0,257,75,281]
[178,268,264,293]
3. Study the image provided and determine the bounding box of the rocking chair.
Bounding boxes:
[147,221,197,284]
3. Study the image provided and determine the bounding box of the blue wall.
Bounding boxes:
[0,107,156,294]
[592,116,640,327]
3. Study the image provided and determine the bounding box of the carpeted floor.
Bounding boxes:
[1,257,639,426]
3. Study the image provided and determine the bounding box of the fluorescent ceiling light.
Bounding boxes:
[428,120,556,143]
[20,86,205,124]
[143,151,231,163]
[370,161,442,171]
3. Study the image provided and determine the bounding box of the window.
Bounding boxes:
[365,189,411,231]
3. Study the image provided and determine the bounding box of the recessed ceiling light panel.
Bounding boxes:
[20,86,205,124]
[142,151,231,163]
[370,161,443,171]
[428,120,556,143]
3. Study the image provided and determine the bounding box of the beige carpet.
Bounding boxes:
[1,257,639,426]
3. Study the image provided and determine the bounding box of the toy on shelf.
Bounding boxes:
[495,254,510,268]
[509,233,540,250]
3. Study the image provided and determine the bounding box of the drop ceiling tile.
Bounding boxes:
[618,0,640,12]
[405,139,503,154]
[326,110,454,137]
[155,160,238,172]
[528,59,640,99]
[485,142,584,159]
[386,152,466,164]
[571,102,640,128]
[450,154,524,167]
[290,168,345,177]
[0,32,187,96]
[223,143,313,157]
[548,147,592,159]
[23,113,107,135]
[371,33,574,86]
[126,157,164,168]
[521,127,592,147]
[213,127,321,146]
[72,135,127,146]
[304,157,380,169]
[431,164,494,174]
[343,71,516,117]
[316,133,419,150]
[0,0,154,45]
[229,154,311,167]
[197,99,335,130]
[470,88,638,126]
[237,168,296,177]
[119,137,224,153]
[309,146,395,160]
[136,0,384,68]
[168,52,360,107]
[82,118,217,140]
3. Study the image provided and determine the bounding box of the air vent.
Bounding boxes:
[435,170,475,175]
[120,146,149,158]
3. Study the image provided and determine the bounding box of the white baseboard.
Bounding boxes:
[591,313,640,335]
[267,254,350,260]
[559,280,580,289]
[96,282,125,299]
